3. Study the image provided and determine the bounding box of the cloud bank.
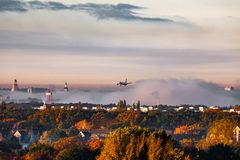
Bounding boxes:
[0,79,239,106]
[0,0,176,23]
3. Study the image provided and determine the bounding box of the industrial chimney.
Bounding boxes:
[11,79,18,92]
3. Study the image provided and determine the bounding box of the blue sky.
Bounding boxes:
[0,0,240,85]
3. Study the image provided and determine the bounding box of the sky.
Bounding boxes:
[0,0,240,86]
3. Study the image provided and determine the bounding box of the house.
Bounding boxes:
[13,130,40,149]
[14,130,21,139]
[90,133,100,140]
[140,107,148,112]
[78,131,92,142]
[209,106,219,110]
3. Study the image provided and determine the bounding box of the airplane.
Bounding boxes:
[117,78,132,86]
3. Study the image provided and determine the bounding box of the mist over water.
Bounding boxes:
[0,79,239,106]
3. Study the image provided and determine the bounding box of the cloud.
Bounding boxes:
[0,0,27,12]
[0,0,180,23]
[70,3,172,23]
[1,79,239,106]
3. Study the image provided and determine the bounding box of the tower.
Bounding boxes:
[64,82,69,92]
[11,79,18,91]
[0,95,3,105]
[45,89,52,104]
[27,87,32,94]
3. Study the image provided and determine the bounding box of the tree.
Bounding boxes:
[23,143,55,160]
[52,136,83,151]
[123,100,127,108]
[87,139,103,151]
[116,110,143,126]
[117,100,126,109]
[136,101,141,110]
[148,130,184,160]
[39,129,67,144]
[91,112,112,129]
[197,118,238,149]
[56,147,95,160]
[197,144,240,160]
[75,120,91,130]
[97,127,186,160]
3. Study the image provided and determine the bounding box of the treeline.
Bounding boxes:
[1,106,240,159]
[1,107,240,132]
[2,125,240,160]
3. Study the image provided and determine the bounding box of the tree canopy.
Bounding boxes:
[97,127,186,160]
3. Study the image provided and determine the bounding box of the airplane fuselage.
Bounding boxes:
[117,82,128,86]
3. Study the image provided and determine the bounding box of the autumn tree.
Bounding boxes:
[39,129,67,144]
[75,120,92,130]
[148,130,185,160]
[23,143,55,160]
[97,127,187,160]
[87,139,103,151]
[91,112,113,129]
[52,136,83,151]
[117,110,143,126]
[197,118,238,149]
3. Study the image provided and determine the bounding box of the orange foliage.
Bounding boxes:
[180,139,194,149]
[52,136,83,151]
[174,124,201,135]
[204,109,221,113]
[1,118,17,122]
[87,139,102,151]
[116,110,141,126]
[74,120,91,130]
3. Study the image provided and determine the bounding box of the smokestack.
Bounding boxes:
[45,89,53,104]
[64,82,69,92]
[11,79,18,92]
[0,95,3,105]
[27,87,32,94]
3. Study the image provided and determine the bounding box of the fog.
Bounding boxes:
[0,79,239,106]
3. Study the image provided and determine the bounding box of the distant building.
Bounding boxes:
[13,129,40,148]
[224,86,234,91]
[14,130,21,139]
[45,89,52,104]
[0,95,3,105]
[11,79,18,91]
[199,107,205,112]
[27,87,32,93]
[78,131,92,142]
[209,106,219,110]
[64,82,69,92]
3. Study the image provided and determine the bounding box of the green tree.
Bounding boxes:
[56,147,95,160]
[117,100,126,109]
[136,101,141,110]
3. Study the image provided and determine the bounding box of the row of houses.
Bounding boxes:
[32,104,240,114]
[0,128,108,149]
